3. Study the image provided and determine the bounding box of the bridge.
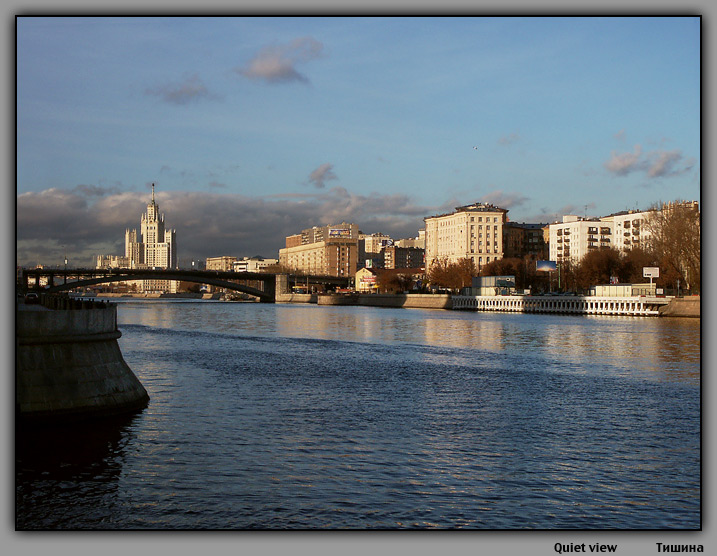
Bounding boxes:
[20,268,351,303]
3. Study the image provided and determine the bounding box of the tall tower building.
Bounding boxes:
[96,183,178,292]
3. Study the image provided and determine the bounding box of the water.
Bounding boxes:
[16,300,701,530]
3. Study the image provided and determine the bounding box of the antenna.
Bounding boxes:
[152,183,155,203]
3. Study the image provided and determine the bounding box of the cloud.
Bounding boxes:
[236,37,323,84]
[479,190,530,210]
[16,186,433,268]
[523,203,597,225]
[307,163,338,189]
[613,129,626,141]
[645,150,696,178]
[145,73,216,105]
[604,144,643,176]
[604,144,696,179]
[498,133,520,146]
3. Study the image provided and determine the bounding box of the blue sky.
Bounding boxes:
[16,16,700,266]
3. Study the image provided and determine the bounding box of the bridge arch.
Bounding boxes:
[38,271,275,302]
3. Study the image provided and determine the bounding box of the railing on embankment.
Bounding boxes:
[451,295,670,316]
[16,295,149,423]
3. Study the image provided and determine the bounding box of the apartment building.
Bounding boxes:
[602,211,652,252]
[279,222,359,277]
[206,256,237,271]
[395,230,426,250]
[383,246,425,269]
[424,203,508,271]
[548,216,613,266]
[548,202,700,266]
[233,257,278,273]
[504,222,548,259]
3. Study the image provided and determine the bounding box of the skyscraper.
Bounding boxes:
[126,184,177,270]
[97,184,178,292]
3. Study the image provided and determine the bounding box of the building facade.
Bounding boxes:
[424,203,508,271]
[504,222,548,260]
[206,256,237,271]
[279,222,360,277]
[233,257,278,273]
[548,215,612,266]
[383,246,425,269]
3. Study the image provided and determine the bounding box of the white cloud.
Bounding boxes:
[237,37,324,84]
[604,144,696,180]
[604,144,643,176]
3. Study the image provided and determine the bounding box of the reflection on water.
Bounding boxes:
[16,415,141,529]
[17,300,700,529]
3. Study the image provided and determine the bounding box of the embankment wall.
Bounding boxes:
[659,296,700,318]
[315,293,452,309]
[16,305,149,423]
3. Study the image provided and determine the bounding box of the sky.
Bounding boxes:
[16,15,701,268]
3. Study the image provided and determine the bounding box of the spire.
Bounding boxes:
[152,183,155,204]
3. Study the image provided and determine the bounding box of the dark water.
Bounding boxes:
[16,300,701,530]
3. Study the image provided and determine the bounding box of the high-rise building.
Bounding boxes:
[96,184,178,292]
[424,203,508,271]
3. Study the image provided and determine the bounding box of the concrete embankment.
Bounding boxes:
[96,292,220,300]
[315,293,453,309]
[659,296,701,318]
[16,300,149,423]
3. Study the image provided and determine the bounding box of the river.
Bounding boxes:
[16,300,701,530]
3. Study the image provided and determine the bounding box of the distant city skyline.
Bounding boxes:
[16,16,700,267]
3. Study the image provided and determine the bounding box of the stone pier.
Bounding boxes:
[16,297,149,423]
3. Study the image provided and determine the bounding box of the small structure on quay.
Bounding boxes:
[16,294,149,424]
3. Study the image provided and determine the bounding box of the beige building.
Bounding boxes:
[96,184,178,293]
[279,222,360,277]
[206,256,237,271]
[424,203,508,271]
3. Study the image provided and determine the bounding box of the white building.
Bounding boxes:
[603,211,652,253]
[395,229,425,249]
[548,215,613,266]
[233,257,278,273]
[424,203,507,271]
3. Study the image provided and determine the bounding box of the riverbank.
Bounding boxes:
[659,296,701,318]
[90,292,221,300]
[276,292,453,309]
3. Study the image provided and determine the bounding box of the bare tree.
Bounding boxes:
[644,201,700,293]
[428,257,476,290]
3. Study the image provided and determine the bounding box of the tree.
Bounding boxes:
[618,247,658,284]
[481,257,532,289]
[428,257,476,290]
[573,248,623,291]
[644,201,700,293]
[376,271,417,293]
